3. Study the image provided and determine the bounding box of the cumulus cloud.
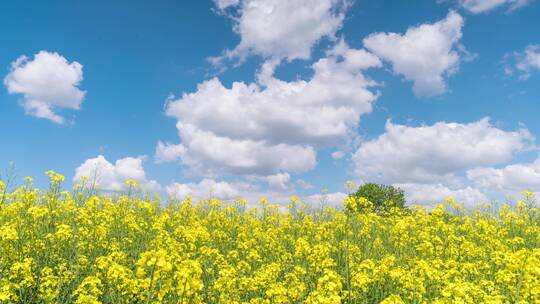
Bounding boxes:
[396,183,488,207]
[158,42,381,176]
[166,179,241,200]
[166,177,346,209]
[458,0,530,13]
[155,127,317,176]
[155,141,185,163]
[296,179,314,190]
[513,44,540,79]
[467,157,540,196]
[363,11,465,97]
[302,192,347,208]
[74,155,160,192]
[4,51,85,124]
[264,173,291,190]
[212,0,350,63]
[215,0,239,10]
[353,118,533,184]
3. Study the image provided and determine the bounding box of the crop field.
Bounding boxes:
[0,172,539,304]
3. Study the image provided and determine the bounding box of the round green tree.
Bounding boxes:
[350,183,406,213]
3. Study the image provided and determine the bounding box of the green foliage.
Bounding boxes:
[350,183,407,213]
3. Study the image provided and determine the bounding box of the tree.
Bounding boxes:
[350,183,406,213]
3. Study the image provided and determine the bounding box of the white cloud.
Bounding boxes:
[4,51,85,124]
[74,155,160,192]
[166,179,241,200]
[158,42,381,176]
[212,0,350,63]
[514,44,540,79]
[215,0,239,10]
[363,11,465,97]
[458,0,529,13]
[396,183,488,207]
[296,179,314,190]
[165,177,346,209]
[467,157,540,196]
[166,178,288,204]
[353,118,533,184]
[155,141,185,163]
[302,192,347,208]
[264,173,291,190]
[156,126,317,176]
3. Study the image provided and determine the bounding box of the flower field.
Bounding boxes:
[1,172,539,303]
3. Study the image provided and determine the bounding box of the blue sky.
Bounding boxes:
[1,0,540,206]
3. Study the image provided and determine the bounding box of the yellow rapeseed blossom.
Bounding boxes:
[0,172,539,303]
[73,276,103,304]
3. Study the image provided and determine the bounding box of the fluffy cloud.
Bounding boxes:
[302,192,347,208]
[155,127,317,176]
[166,177,346,208]
[215,0,239,10]
[166,179,241,200]
[155,141,185,164]
[4,51,85,124]
[514,44,540,79]
[296,179,314,190]
[213,0,350,62]
[353,118,533,184]
[165,178,278,203]
[467,157,540,196]
[396,183,488,207]
[158,42,381,176]
[458,0,529,13]
[264,173,291,190]
[74,155,160,192]
[363,11,465,97]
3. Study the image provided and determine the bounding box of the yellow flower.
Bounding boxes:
[0,224,18,241]
[0,176,539,303]
[9,258,35,289]
[125,179,138,188]
[380,295,405,304]
[45,170,65,183]
[73,276,103,304]
[38,267,60,302]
